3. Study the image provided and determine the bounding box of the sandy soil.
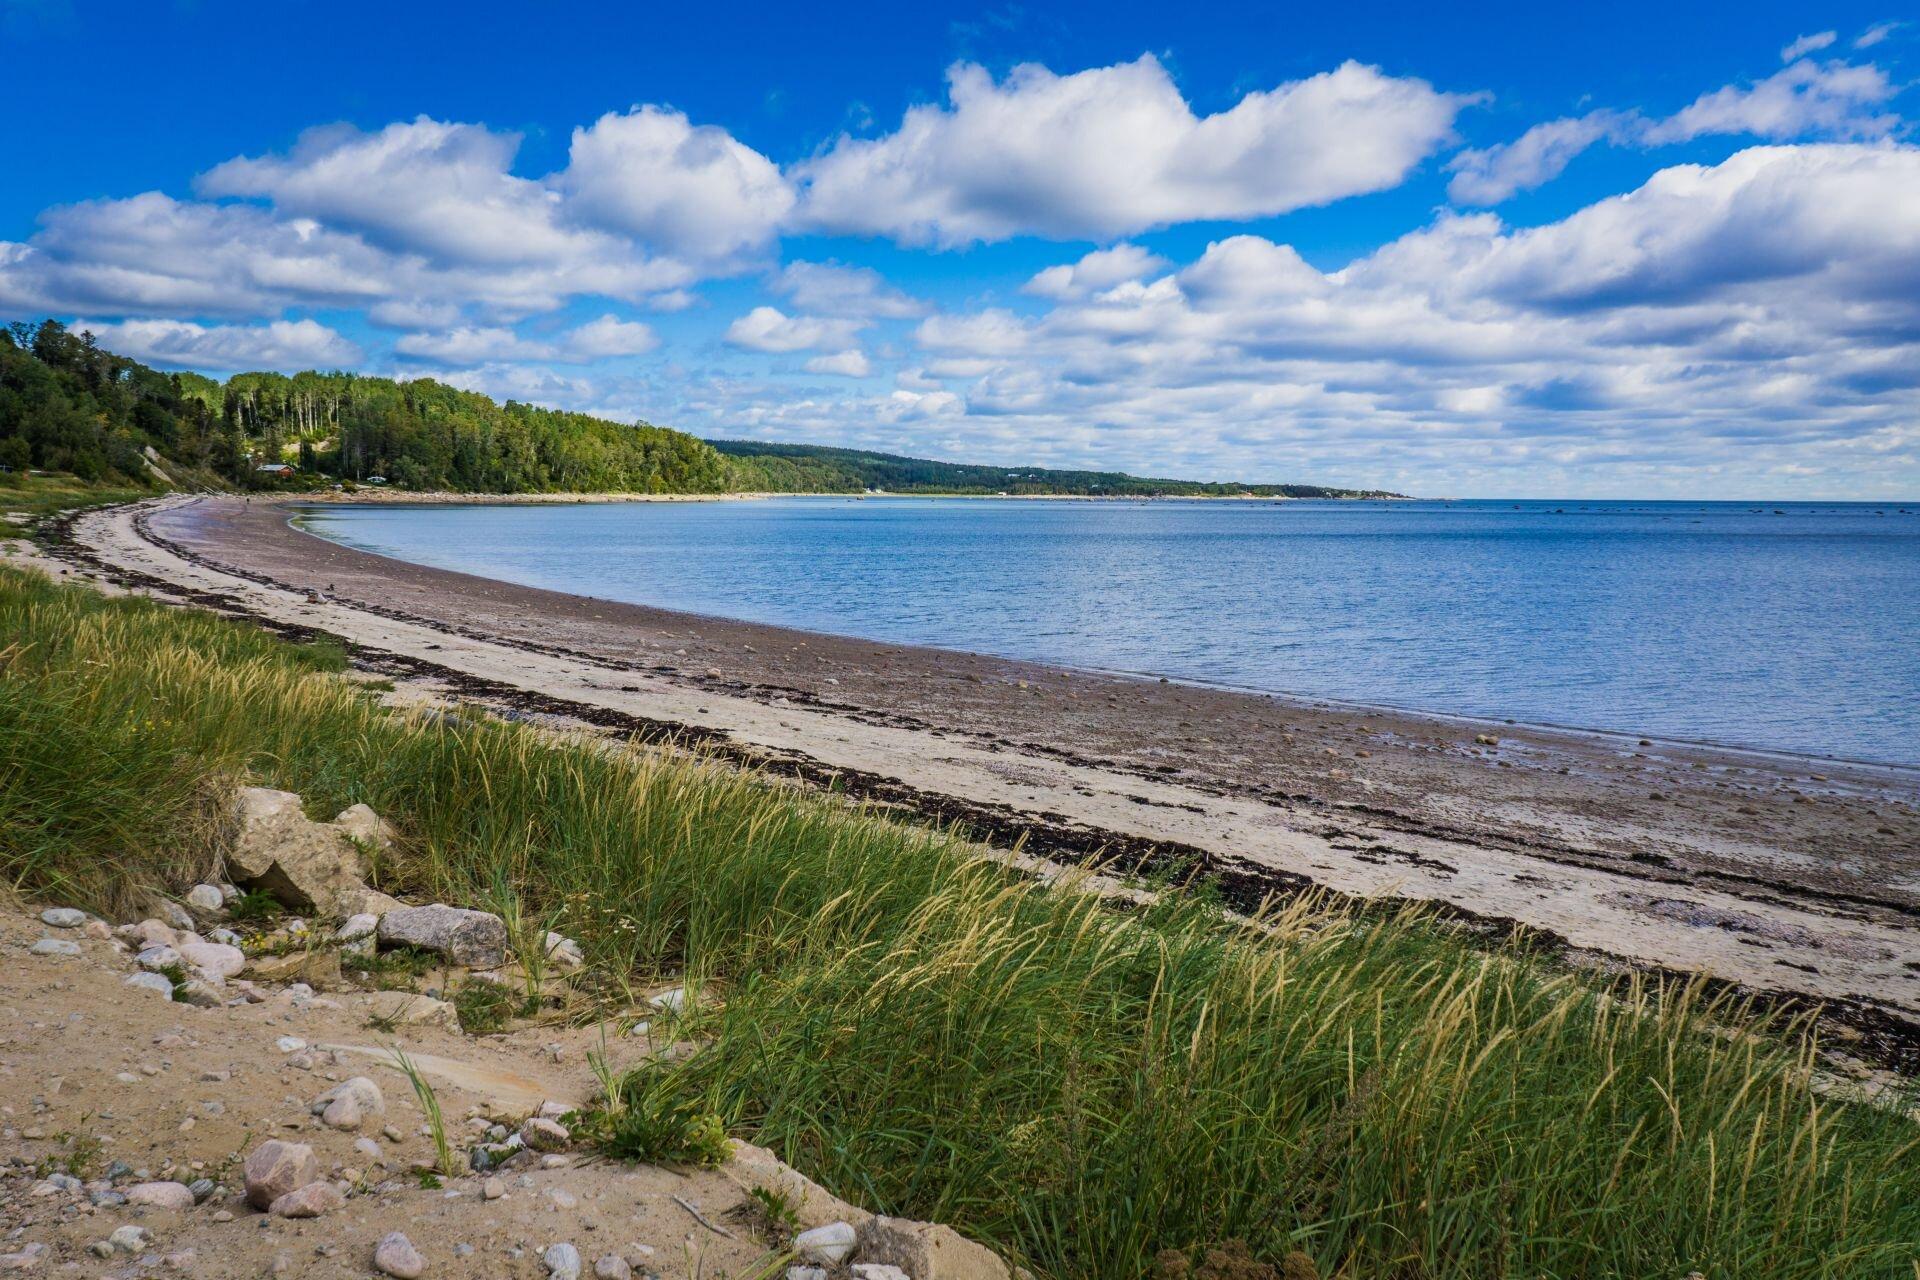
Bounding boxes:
[0,906,850,1278]
[27,495,1920,1067]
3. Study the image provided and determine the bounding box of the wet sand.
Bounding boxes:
[41,495,1920,1065]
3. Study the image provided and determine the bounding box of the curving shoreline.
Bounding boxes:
[35,493,1920,1065]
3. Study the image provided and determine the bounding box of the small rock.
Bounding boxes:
[545,1187,579,1210]
[177,979,224,1008]
[277,1036,308,1053]
[354,1138,383,1162]
[244,1139,320,1209]
[334,913,379,943]
[788,1269,828,1280]
[40,907,86,928]
[125,1181,195,1212]
[125,972,175,999]
[373,1231,426,1279]
[269,1181,345,1218]
[133,918,178,946]
[359,989,460,1030]
[647,986,689,1013]
[594,1257,632,1280]
[483,1177,505,1200]
[544,1243,583,1280]
[207,927,243,945]
[321,1094,363,1130]
[794,1222,857,1267]
[108,1225,152,1254]
[178,941,246,979]
[138,944,182,971]
[163,900,195,930]
[377,904,508,968]
[187,1177,216,1203]
[519,1117,570,1152]
[0,1244,50,1270]
[28,939,80,957]
[185,884,225,913]
[541,932,585,971]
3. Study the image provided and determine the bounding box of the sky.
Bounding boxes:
[2,0,1917,498]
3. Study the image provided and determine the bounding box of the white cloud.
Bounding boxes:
[796,55,1473,245]
[72,318,359,371]
[804,349,872,377]
[1024,244,1170,299]
[1854,22,1902,49]
[1450,59,1898,204]
[770,261,926,318]
[1781,31,1837,61]
[557,106,793,262]
[563,314,659,358]
[724,306,866,353]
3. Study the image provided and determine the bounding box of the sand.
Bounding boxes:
[30,495,1920,1067]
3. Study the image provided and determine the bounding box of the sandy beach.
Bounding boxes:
[36,494,1920,1066]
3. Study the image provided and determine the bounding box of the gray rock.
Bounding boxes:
[187,1177,216,1203]
[137,945,182,971]
[244,1139,320,1209]
[544,1243,582,1280]
[851,1267,911,1280]
[321,1094,363,1130]
[334,913,380,943]
[125,972,175,999]
[648,985,690,1013]
[185,884,226,913]
[163,901,195,930]
[541,932,585,971]
[269,1181,345,1218]
[125,1181,195,1212]
[178,941,245,979]
[39,907,86,928]
[311,1076,385,1120]
[177,979,224,1008]
[787,1269,829,1280]
[0,1243,50,1270]
[29,938,80,957]
[794,1222,858,1267]
[207,927,243,945]
[594,1257,632,1280]
[108,1225,152,1254]
[377,904,508,968]
[373,1231,426,1279]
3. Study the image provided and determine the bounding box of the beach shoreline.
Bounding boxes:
[33,494,1920,1065]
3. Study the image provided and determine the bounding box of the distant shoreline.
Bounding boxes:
[258,488,1412,505]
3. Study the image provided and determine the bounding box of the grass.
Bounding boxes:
[0,473,156,539]
[390,1047,458,1177]
[1,562,1917,1279]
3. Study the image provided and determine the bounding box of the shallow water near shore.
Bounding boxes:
[295,496,1920,766]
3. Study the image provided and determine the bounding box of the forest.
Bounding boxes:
[1,321,1397,498]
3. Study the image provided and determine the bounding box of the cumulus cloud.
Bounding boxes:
[724,306,867,353]
[395,315,659,364]
[1450,59,1898,204]
[71,318,359,370]
[796,55,1472,245]
[770,261,926,318]
[1781,31,1837,61]
[1024,244,1170,299]
[804,349,872,377]
[557,106,793,262]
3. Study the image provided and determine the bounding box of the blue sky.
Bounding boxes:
[2,0,1916,497]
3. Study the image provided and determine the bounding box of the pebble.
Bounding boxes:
[125,1180,195,1211]
[851,1267,912,1280]
[483,1177,505,1200]
[29,938,81,957]
[107,1225,152,1254]
[269,1181,346,1218]
[178,940,246,979]
[546,1186,579,1210]
[373,1231,426,1278]
[321,1094,364,1130]
[244,1139,320,1209]
[125,972,175,998]
[520,1117,571,1152]
[138,944,182,971]
[788,1269,828,1280]
[594,1257,633,1280]
[40,907,86,928]
[185,884,225,913]
[276,1036,307,1053]
[544,1243,583,1280]
[0,1244,50,1270]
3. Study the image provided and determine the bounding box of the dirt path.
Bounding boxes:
[32,496,1920,1067]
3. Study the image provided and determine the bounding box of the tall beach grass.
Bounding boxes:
[0,564,1914,1279]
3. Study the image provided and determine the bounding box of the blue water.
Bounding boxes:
[294,498,1920,767]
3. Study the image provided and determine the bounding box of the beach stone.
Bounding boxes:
[125,971,175,999]
[125,1181,195,1212]
[373,1231,425,1278]
[788,1269,828,1280]
[0,1244,50,1270]
[269,1181,345,1218]
[519,1117,570,1152]
[227,786,374,916]
[244,1139,320,1209]
[29,938,80,957]
[855,1216,1015,1280]
[648,986,690,1013]
[335,913,380,943]
[188,1178,216,1203]
[594,1257,632,1280]
[207,926,242,945]
[132,918,178,946]
[794,1222,857,1267]
[178,941,246,979]
[163,900,195,930]
[322,1094,363,1130]
[40,907,85,928]
[359,989,460,1030]
[138,944,182,971]
[544,1243,582,1280]
[185,884,225,913]
[542,932,585,971]
[108,1225,151,1254]
[177,979,224,1007]
[378,904,508,968]
[312,1076,385,1119]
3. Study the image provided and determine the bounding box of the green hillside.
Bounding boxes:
[712,439,1400,498]
[2,319,1398,498]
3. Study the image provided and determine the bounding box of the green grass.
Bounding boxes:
[0,563,1916,1279]
[0,473,155,538]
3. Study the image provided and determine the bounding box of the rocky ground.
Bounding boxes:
[0,791,1010,1280]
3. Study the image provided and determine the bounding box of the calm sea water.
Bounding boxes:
[295,498,1920,766]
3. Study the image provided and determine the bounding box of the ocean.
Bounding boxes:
[294,497,1920,767]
